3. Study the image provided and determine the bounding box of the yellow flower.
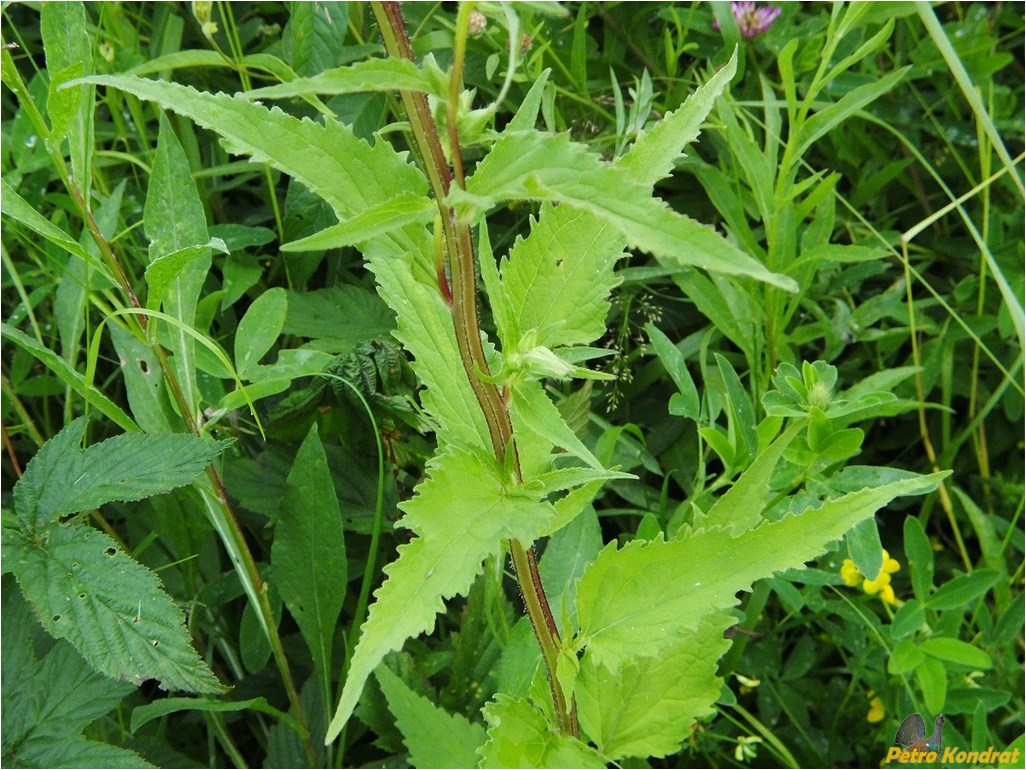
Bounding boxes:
[840,558,861,586]
[862,571,891,595]
[867,695,886,723]
[881,549,901,574]
[840,550,901,604]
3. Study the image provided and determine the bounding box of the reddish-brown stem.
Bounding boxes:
[372,1,578,736]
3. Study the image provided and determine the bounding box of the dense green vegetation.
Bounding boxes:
[1,2,1022,768]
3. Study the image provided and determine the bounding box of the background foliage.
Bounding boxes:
[1,2,1023,768]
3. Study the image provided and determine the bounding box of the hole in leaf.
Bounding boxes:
[52,614,61,622]
[137,358,151,375]
[151,640,159,647]
[57,513,75,525]
[104,547,117,557]
[78,592,86,599]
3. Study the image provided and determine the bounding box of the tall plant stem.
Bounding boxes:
[371,1,578,737]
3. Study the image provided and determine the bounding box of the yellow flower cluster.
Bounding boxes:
[840,550,901,604]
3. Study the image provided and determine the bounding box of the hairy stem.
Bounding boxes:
[371,0,578,736]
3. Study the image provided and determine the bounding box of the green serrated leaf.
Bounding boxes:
[375,665,487,768]
[284,0,352,76]
[498,202,626,351]
[618,49,738,187]
[326,447,558,741]
[362,234,493,452]
[247,57,442,101]
[577,612,730,760]
[700,423,802,532]
[283,285,394,343]
[272,424,346,712]
[7,521,224,694]
[282,193,434,252]
[575,472,948,671]
[79,74,425,221]
[1,578,148,769]
[13,417,232,526]
[451,131,796,291]
[478,696,606,768]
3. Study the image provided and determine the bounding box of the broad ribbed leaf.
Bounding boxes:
[376,666,487,768]
[1,580,148,768]
[283,285,394,342]
[272,424,346,711]
[576,613,730,760]
[8,522,225,693]
[81,75,426,220]
[13,417,232,527]
[10,736,152,769]
[325,447,558,741]
[575,473,948,672]
[41,1,94,201]
[478,696,605,768]
[450,132,796,291]
[145,115,211,413]
[284,0,351,76]
[235,287,288,379]
[7,418,228,693]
